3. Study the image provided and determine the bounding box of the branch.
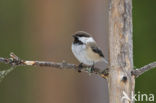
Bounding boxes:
[132,62,156,78]
[0,53,109,82]
[0,67,15,83]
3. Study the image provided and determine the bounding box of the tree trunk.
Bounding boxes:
[108,0,135,103]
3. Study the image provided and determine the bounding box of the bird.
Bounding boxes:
[71,31,108,72]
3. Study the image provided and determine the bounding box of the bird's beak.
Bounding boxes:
[72,34,76,38]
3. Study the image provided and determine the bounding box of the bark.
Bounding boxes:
[108,0,135,103]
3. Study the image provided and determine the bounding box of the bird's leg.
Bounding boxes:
[91,64,95,73]
[78,63,83,72]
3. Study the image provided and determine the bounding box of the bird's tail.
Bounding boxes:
[102,58,108,64]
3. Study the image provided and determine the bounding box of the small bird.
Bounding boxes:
[71,31,108,72]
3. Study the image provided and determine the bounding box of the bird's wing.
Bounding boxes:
[89,43,104,57]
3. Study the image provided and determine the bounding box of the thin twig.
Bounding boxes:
[0,67,15,83]
[131,62,156,78]
[0,53,109,81]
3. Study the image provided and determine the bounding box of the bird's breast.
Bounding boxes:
[71,44,103,65]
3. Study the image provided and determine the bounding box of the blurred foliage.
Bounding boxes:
[0,0,31,103]
[133,0,156,102]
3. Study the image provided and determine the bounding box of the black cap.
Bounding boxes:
[72,31,90,38]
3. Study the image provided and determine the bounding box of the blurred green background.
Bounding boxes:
[0,0,155,103]
[133,0,156,102]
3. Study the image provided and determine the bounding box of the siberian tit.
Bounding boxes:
[71,31,108,72]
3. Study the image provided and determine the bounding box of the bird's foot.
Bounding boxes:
[78,63,83,72]
[91,65,95,73]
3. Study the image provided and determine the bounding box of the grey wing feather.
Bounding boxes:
[91,46,104,57]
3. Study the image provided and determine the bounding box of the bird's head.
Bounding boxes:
[72,31,95,44]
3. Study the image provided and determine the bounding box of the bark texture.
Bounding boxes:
[108,0,135,103]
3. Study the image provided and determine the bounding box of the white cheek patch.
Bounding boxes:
[79,37,95,43]
[87,37,95,42]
